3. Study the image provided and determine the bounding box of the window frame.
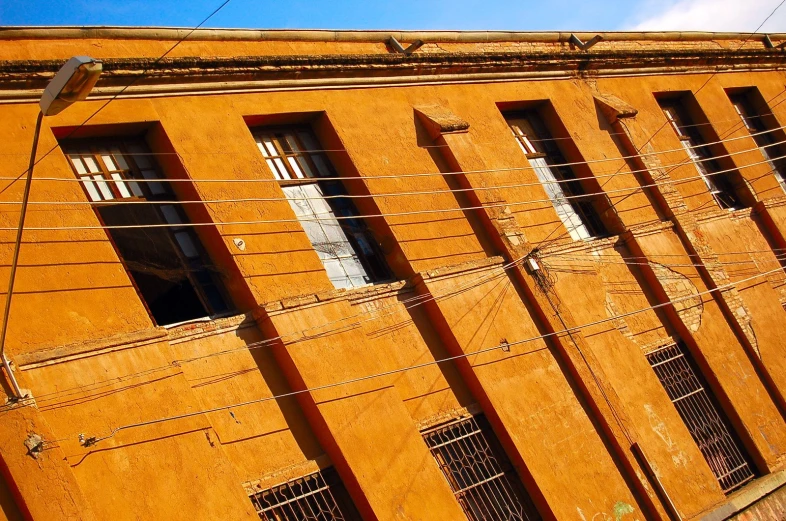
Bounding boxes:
[658,97,747,211]
[63,138,232,326]
[506,109,610,241]
[728,90,786,193]
[251,126,394,289]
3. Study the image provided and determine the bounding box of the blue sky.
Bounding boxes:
[1,0,786,32]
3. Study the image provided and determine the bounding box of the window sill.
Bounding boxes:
[699,471,786,521]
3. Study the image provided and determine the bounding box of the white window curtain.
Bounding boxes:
[283,184,370,289]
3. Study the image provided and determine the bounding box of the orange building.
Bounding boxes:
[1,27,786,521]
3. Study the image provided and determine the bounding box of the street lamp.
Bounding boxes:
[0,56,102,401]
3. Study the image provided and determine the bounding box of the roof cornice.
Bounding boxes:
[1,26,786,43]
[1,46,785,102]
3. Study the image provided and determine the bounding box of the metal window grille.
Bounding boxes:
[424,415,541,521]
[647,343,756,493]
[249,468,361,521]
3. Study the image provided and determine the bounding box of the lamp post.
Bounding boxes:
[0,56,102,401]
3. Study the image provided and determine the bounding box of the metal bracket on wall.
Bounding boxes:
[569,33,603,51]
[763,34,786,49]
[388,36,425,55]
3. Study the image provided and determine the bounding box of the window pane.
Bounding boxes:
[111,147,129,170]
[101,152,118,172]
[174,231,200,258]
[140,169,166,195]
[282,183,371,289]
[62,140,234,325]
[69,155,88,175]
[93,175,114,200]
[160,205,183,225]
[110,173,132,198]
[126,143,152,168]
[80,176,102,202]
[83,154,101,173]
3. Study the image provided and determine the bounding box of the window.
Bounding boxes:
[64,139,231,326]
[659,99,746,210]
[253,128,393,289]
[728,91,786,193]
[423,415,541,521]
[506,111,608,241]
[249,468,361,521]
[647,342,756,493]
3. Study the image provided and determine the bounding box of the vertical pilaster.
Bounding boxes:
[414,105,666,521]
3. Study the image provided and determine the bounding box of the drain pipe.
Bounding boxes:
[0,111,42,401]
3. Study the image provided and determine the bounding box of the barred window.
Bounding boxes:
[424,415,541,521]
[64,139,232,326]
[252,128,393,289]
[506,110,608,241]
[249,468,361,521]
[659,98,746,210]
[647,342,756,493]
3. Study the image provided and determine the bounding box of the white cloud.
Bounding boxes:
[629,0,786,32]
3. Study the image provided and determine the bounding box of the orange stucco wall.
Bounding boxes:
[1,31,786,521]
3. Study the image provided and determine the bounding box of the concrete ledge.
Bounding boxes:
[700,471,786,521]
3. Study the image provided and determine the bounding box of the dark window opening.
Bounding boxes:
[658,98,748,210]
[647,342,756,493]
[728,90,786,193]
[64,139,232,326]
[253,127,393,289]
[505,110,609,240]
[424,414,541,521]
[249,467,361,521]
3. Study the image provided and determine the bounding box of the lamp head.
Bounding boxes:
[39,56,102,116]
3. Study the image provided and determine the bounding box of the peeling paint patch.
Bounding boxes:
[613,501,635,521]
[650,263,703,333]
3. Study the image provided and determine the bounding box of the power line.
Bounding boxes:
[0,108,782,158]
[6,135,786,209]
[6,151,785,231]
[5,123,784,188]
[1,0,236,192]
[68,265,783,447]
[20,250,784,409]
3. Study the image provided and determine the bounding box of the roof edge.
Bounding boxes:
[0,26,784,43]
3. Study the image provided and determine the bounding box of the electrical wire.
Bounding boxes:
[6,135,786,209]
[22,249,785,409]
[10,4,786,438]
[6,150,786,231]
[70,265,784,447]
[1,0,236,193]
[5,123,785,188]
[0,109,782,157]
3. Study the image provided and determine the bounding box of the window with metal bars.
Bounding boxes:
[249,468,361,521]
[506,110,609,241]
[252,127,393,289]
[728,90,786,193]
[658,98,747,210]
[63,139,232,326]
[646,342,756,493]
[423,415,541,521]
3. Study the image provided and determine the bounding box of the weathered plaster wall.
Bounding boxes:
[0,33,785,521]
